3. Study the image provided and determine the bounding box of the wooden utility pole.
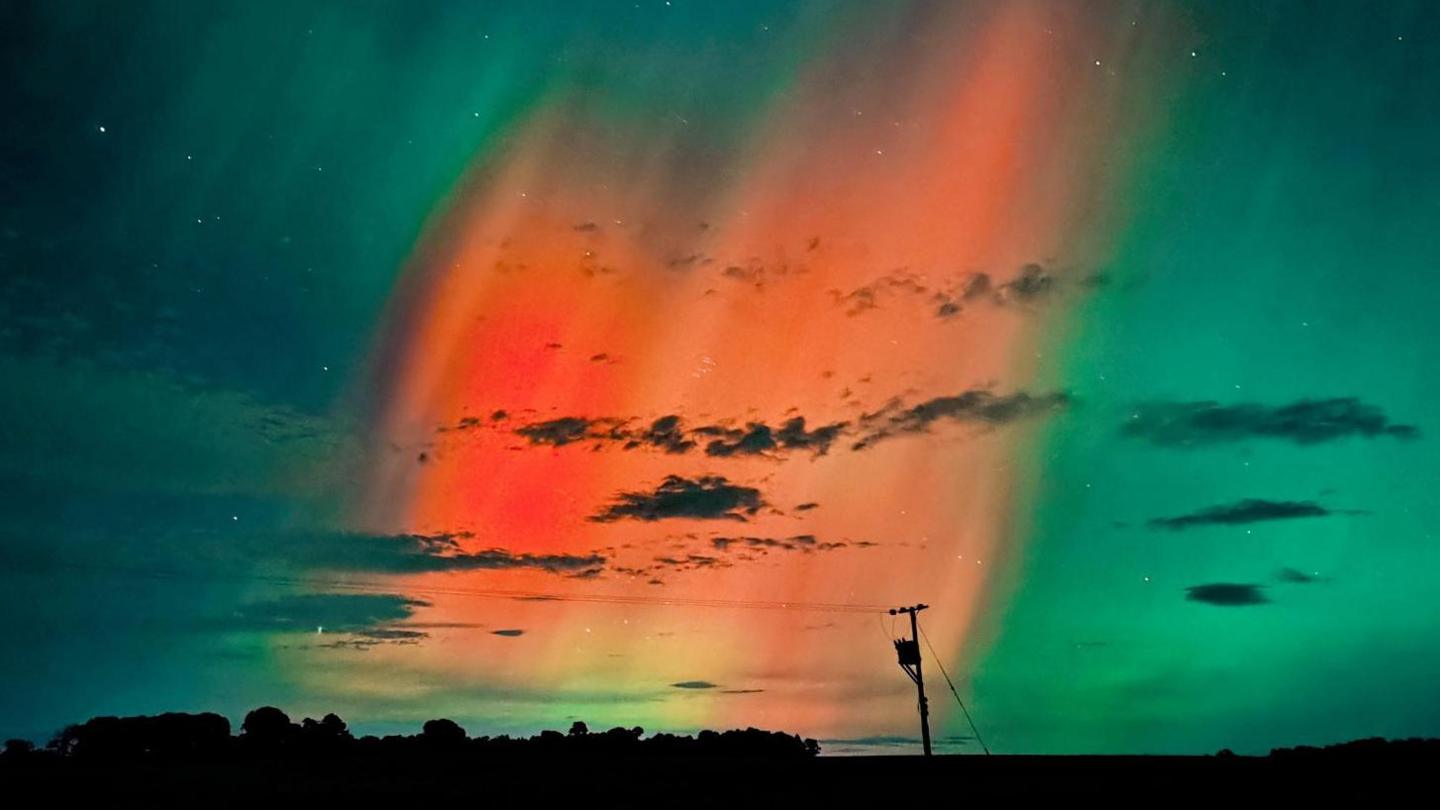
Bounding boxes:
[889,603,932,756]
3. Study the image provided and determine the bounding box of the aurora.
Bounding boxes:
[2,0,1437,755]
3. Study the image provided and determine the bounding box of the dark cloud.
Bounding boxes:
[854,390,1068,449]
[275,532,606,575]
[998,263,1056,302]
[710,534,849,553]
[794,502,820,512]
[589,475,765,523]
[702,423,777,457]
[611,531,861,580]
[512,414,843,459]
[829,272,929,316]
[217,593,428,634]
[719,689,765,694]
[1276,567,1322,584]
[774,417,847,456]
[820,735,923,749]
[671,681,718,689]
[1148,499,1333,531]
[700,416,847,457]
[309,627,429,651]
[668,253,708,268]
[650,553,733,572]
[962,273,992,301]
[491,629,525,637]
[629,415,695,454]
[1122,398,1420,447]
[514,417,600,447]
[506,391,1057,459]
[1185,583,1269,606]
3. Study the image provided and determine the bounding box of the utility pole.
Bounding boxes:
[889,603,932,757]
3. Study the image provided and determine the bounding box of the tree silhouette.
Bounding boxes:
[421,718,467,747]
[240,706,296,753]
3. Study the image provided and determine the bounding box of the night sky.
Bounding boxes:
[3,1,1438,754]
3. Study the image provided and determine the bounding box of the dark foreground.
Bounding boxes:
[4,749,1436,806]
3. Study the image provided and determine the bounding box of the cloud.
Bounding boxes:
[491,629,525,637]
[671,681,718,689]
[774,418,847,455]
[514,417,604,446]
[1148,499,1335,531]
[0,356,350,498]
[307,627,430,651]
[962,274,992,301]
[503,391,1056,459]
[1276,567,1322,584]
[352,628,428,641]
[829,271,930,316]
[629,415,695,454]
[1184,583,1269,606]
[589,475,765,523]
[854,390,1068,449]
[217,593,428,634]
[649,554,733,573]
[701,423,778,457]
[710,534,849,553]
[509,413,845,459]
[821,735,921,747]
[1122,398,1420,447]
[719,689,765,694]
[610,531,862,581]
[273,531,606,575]
[997,263,1055,303]
[695,418,847,458]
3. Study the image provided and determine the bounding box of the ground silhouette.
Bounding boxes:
[2,709,1438,804]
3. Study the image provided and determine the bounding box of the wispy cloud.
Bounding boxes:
[1148,499,1339,531]
[853,390,1068,449]
[265,531,606,576]
[1185,583,1268,606]
[1122,398,1419,447]
[215,593,428,634]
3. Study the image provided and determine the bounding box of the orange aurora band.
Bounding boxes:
[352,4,1160,737]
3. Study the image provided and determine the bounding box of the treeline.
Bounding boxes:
[1258,737,1440,759]
[0,707,820,764]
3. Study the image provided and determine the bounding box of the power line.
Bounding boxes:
[16,558,892,614]
[918,622,991,755]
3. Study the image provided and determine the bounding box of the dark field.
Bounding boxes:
[4,746,1435,806]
